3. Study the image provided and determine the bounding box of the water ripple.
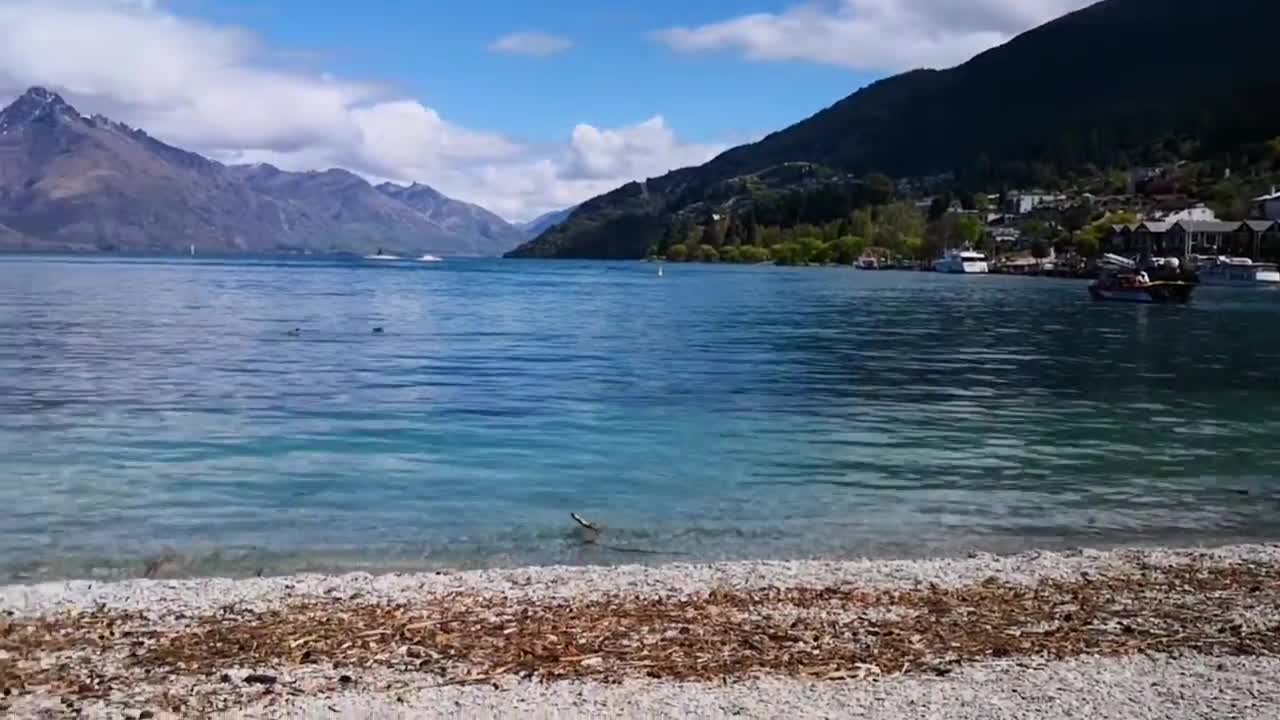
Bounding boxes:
[2,258,1280,580]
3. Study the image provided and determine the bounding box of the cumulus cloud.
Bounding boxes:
[0,1,713,221]
[656,0,1093,72]
[489,31,573,58]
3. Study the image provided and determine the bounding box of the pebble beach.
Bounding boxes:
[3,543,1280,718]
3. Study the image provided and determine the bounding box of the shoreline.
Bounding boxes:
[3,543,1279,718]
[6,541,1280,616]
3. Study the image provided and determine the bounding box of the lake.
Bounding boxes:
[2,256,1279,581]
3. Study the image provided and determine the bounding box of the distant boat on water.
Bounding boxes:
[417,254,444,263]
[1089,270,1195,303]
[933,249,989,274]
[364,248,402,261]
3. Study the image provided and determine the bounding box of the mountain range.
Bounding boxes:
[516,205,578,238]
[507,0,1280,259]
[0,87,535,256]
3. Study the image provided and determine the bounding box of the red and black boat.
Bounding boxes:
[1088,271,1195,303]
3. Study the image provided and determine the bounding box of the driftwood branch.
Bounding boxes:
[570,513,598,531]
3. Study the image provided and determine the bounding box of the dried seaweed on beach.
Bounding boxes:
[3,559,1278,709]
[133,562,1280,683]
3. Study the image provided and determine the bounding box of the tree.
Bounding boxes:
[723,212,745,247]
[720,245,742,263]
[698,244,720,263]
[1075,233,1101,258]
[667,244,689,262]
[928,195,951,222]
[864,173,896,205]
[796,236,825,264]
[848,209,875,239]
[747,219,762,247]
[811,241,835,265]
[1262,136,1280,170]
[772,242,801,266]
[1206,181,1249,220]
[701,218,725,248]
[955,215,985,249]
[821,219,842,244]
[902,236,924,260]
[925,215,982,260]
[656,221,676,256]
[1031,238,1051,261]
[1021,219,1050,243]
[1079,211,1138,255]
[1062,204,1093,235]
[832,236,867,265]
[973,193,991,212]
[876,202,927,254]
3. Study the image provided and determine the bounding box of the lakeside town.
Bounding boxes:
[959,181,1280,278]
[648,165,1280,286]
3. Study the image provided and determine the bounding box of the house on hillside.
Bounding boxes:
[1134,221,1173,256]
[1106,219,1280,261]
[1231,220,1280,261]
[989,226,1022,250]
[1103,221,1171,256]
[1167,220,1239,256]
[1252,188,1280,221]
[1106,224,1136,253]
[1133,167,1161,183]
[1160,203,1217,223]
[1004,192,1066,215]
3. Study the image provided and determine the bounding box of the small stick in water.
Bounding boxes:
[570,512,600,544]
[570,512,598,531]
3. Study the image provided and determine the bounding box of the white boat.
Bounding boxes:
[417,254,444,263]
[932,249,990,274]
[1198,256,1280,286]
[856,255,879,270]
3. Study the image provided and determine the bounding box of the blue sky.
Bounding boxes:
[184,0,865,146]
[0,0,1090,220]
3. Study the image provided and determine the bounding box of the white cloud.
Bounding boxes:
[468,117,727,219]
[0,1,714,221]
[656,0,1093,72]
[489,31,573,58]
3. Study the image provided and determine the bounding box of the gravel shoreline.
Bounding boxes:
[6,542,1280,616]
[3,543,1279,719]
[243,654,1280,720]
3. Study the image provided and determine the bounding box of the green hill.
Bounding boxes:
[507,0,1280,259]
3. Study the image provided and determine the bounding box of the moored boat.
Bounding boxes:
[932,249,989,274]
[1197,256,1280,286]
[1088,270,1195,303]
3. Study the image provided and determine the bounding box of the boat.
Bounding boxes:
[417,254,444,263]
[364,248,402,261]
[856,254,879,270]
[1197,256,1280,286]
[932,249,990,274]
[1088,270,1195,303]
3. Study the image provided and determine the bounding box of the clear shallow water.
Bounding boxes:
[2,256,1279,581]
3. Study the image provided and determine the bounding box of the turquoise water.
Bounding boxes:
[2,256,1279,581]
